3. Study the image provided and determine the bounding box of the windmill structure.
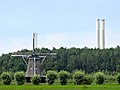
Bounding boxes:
[11,33,57,82]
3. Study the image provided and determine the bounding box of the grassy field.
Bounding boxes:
[0,85,120,90]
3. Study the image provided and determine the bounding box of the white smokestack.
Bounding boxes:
[96,19,100,48]
[100,19,105,49]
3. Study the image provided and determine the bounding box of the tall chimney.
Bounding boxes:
[96,19,100,48]
[100,19,105,49]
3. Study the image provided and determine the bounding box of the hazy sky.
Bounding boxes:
[0,0,120,55]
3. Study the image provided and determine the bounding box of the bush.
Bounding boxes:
[47,71,57,85]
[31,75,40,85]
[1,72,12,85]
[58,70,69,85]
[14,72,25,85]
[73,71,85,85]
[105,75,116,84]
[117,73,120,84]
[9,72,14,80]
[95,72,105,85]
[83,75,93,85]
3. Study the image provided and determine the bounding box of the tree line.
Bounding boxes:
[0,46,120,74]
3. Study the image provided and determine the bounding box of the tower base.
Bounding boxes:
[25,76,46,83]
[25,77,31,83]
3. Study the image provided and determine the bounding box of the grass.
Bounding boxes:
[0,79,119,90]
[0,85,120,90]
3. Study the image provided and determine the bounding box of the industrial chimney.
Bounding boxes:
[96,19,100,48]
[100,19,105,49]
[96,19,105,49]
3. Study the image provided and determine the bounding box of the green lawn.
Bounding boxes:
[0,85,120,90]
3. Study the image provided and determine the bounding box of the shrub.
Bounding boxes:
[47,71,57,85]
[83,75,93,85]
[9,72,14,80]
[117,73,120,84]
[95,72,105,85]
[105,75,116,84]
[1,72,12,85]
[14,72,25,85]
[31,75,40,85]
[58,70,69,85]
[73,71,85,85]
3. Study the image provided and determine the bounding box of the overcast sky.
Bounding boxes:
[0,0,120,55]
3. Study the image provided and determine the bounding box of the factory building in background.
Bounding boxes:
[96,19,105,49]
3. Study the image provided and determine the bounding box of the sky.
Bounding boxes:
[0,0,120,55]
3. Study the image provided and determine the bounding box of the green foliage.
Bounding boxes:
[1,72,12,85]
[47,71,57,85]
[14,72,25,85]
[9,72,14,80]
[31,75,40,85]
[0,47,120,75]
[16,63,26,72]
[117,73,120,84]
[83,75,93,85]
[58,70,69,85]
[105,75,116,84]
[73,71,85,85]
[95,72,105,85]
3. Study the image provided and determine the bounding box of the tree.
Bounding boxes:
[17,63,26,72]
[73,71,85,85]
[95,72,105,85]
[0,47,120,75]
[58,70,69,85]
[14,72,25,85]
[47,71,57,85]
[1,72,12,85]
[31,75,40,85]
[83,75,93,85]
